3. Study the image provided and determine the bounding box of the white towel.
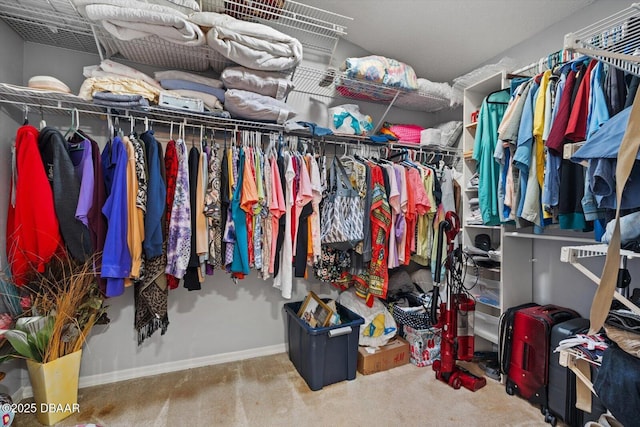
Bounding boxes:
[74,0,205,46]
[189,11,302,71]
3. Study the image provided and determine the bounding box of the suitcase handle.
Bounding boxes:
[522,342,535,372]
[540,305,578,322]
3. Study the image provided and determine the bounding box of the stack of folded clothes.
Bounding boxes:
[92,91,149,109]
[79,59,162,107]
[155,69,229,117]
[466,197,483,225]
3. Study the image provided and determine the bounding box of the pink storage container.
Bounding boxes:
[388,124,425,143]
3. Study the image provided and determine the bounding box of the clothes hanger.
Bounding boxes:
[200,125,207,151]
[39,107,46,130]
[485,88,510,104]
[22,105,28,125]
[125,115,134,139]
[63,108,84,140]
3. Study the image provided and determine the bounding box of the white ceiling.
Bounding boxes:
[299,0,596,82]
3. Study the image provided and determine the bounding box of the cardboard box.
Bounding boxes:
[357,337,410,375]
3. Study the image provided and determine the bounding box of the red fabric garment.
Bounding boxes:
[6,125,62,285]
[566,60,597,142]
[367,165,392,300]
[545,70,578,155]
[164,140,180,290]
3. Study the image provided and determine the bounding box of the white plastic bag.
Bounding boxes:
[327,104,373,135]
[337,287,397,347]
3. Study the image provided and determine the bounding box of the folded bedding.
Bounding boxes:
[92,91,144,102]
[92,91,150,108]
[159,79,226,102]
[78,76,162,102]
[224,89,296,123]
[84,59,162,89]
[73,0,205,46]
[93,97,151,109]
[189,12,303,71]
[221,66,294,100]
[154,70,224,88]
[144,0,200,14]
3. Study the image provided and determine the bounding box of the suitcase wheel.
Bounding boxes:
[505,384,515,395]
[544,413,556,426]
[542,408,557,426]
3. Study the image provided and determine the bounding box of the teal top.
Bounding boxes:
[472,89,511,226]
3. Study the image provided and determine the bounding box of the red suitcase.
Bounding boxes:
[505,305,579,408]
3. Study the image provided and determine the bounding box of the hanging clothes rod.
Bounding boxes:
[0,86,462,158]
[509,49,581,78]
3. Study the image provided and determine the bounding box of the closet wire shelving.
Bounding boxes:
[0,0,454,124]
[0,82,462,164]
[564,2,640,77]
[0,0,352,70]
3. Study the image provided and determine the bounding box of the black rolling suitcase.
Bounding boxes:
[548,318,607,426]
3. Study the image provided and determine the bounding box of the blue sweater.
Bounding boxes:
[101,136,131,297]
[141,130,167,258]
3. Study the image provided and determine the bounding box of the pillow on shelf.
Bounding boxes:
[224,89,296,123]
[97,59,162,89]
[27,76,71,94]
[154,70,224,88]
[159,79,226,102]
[221,66,294,100]
[436,120,463,147]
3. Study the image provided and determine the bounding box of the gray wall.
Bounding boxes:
[482,0,634,73]
[0,19,26,397]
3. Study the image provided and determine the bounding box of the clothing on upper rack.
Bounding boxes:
[38,126,94,263]
[6,125,62,286]
[480,57,640,236]
[472,88,510,226]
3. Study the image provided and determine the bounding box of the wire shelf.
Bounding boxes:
[291,66,452,113]
[564,2,640,76]
[0,0,98,54]
[560,244,640,263]
[0,83,284,131]
[200,0,351,55]
[0,0,352,72]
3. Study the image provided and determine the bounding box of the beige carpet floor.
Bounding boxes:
[13,353,557,427]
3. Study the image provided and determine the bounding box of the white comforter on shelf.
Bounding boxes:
[73,0,205,46]
[189,11,303,71]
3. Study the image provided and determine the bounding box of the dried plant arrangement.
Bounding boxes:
[0,254,108,364]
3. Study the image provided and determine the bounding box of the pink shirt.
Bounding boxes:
[269,156,285,274]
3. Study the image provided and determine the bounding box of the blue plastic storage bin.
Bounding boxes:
[284,300,364,391]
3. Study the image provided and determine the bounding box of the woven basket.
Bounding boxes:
[387,292,435,336]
